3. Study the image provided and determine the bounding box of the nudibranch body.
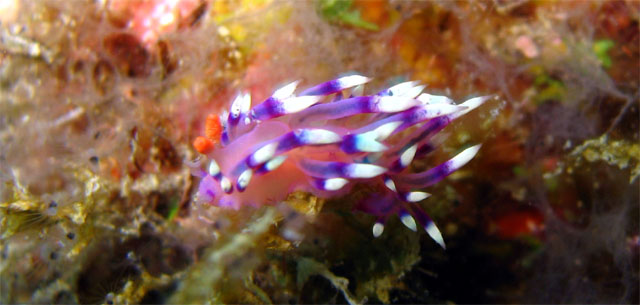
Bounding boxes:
[188,75,489,248]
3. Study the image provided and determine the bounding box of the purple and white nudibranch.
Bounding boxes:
[187,74,490,249]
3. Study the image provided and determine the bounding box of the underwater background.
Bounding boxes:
[0,0,638,304]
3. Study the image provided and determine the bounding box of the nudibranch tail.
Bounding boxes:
[189,74,489,248]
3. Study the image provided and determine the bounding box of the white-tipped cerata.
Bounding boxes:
[280,95,323,114]
[241,93,251,113]
[352,135,388,153]
[220,176,232,193]
[387,81,418,92]
[373,96,421,113]
[447,145,482,172]
[419,104,465,119]
[207,159,221,177]
[272,80,300,100]
[264,155,287,172]
[229,92,251,120]
[297,129,342,145]
[351,84,364,97]
[369,121,403,141]
[460,95,490,112]
[452,95,491,119]
[385,81,420,97]
[426,222,446,249]
[385,82,426,99]
[372,222,385,238]
[404,191,431,202]
[351,121,403,153]
[399,144,418,168]
[417,93,454,105]
[400,213,418,232]
[236,168,253,192]
[219,110,229,132]
[323,177,349,191]
[402,84,426,99]
[337,75,371,89]
[250,142,278,167]
[345,163,387,178]
[383,176,397,193]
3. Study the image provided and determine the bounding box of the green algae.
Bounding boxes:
[317,0,379,31]
[593,39,615,69]
[570,134,640,183]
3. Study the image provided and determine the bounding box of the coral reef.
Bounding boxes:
[1,0,638,304]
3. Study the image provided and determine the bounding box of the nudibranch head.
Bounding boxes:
[188,75,490,248]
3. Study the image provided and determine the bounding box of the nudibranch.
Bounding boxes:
[188,75,489,248]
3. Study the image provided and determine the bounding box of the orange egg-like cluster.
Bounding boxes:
[193,114,222,154]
